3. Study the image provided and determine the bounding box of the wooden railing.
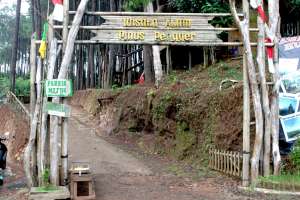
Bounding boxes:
[6,91,30,121]
[209,148,242,178]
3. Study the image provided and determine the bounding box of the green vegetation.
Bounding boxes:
[112,84,133,92]
[0,76,10,98]
[290,140,300,173]
[124,0,152,11]
[43,168,50,186]
[15,77,30,96]
[171,121,196,160]
[35,185,60,193]
[288,0,300,7]
[169,0,232,30]
[259,174,300,189]
[152,91,175,120]
[166,73,178,84]
[34,167,59,192]
[0,75,30,97]
[259,141,300,190]
[208,61,243,83]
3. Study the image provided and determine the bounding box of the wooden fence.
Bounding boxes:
[209,148,242,177]
[6,91,30,121]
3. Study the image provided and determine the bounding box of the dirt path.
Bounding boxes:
[69,106,296,200]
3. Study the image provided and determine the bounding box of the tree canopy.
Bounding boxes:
[0,5,31,70]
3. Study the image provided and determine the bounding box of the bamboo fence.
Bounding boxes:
[209,148,243,178]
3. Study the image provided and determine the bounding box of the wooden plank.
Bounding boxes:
[91,29,222,45]
[86,13,222,45]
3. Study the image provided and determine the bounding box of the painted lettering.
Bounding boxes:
[118,31,145,41]
[123,18,158,27]
[166,19,192,28]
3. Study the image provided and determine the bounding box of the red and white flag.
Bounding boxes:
[52,0,64,22]
[251,0,275,73]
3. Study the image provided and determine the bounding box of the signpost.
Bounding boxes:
[90,13,222,45]
[45,79,73,97]
[44,102,71,118]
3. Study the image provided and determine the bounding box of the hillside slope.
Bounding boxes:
[71,60,245,164]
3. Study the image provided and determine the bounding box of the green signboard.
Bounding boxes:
[44,102,71,118]
[45,79,73,97]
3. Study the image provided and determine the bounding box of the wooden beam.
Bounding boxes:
[53,25,259,32]
[34,40,274,46]
[68,11,243,17]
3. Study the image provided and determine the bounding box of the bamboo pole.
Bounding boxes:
[24,58,42,187]
[30,35,37,121]
[242,0,251,187]
[61,0,70,186]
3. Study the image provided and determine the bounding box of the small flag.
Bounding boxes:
[52,0,64,22]
[266,38,275,74]
[39,23,48,59]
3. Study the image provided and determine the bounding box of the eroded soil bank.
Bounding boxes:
[0,104,29,199]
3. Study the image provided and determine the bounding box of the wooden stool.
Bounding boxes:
[70,173,96,200]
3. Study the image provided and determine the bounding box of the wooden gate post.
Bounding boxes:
[61,0,70,186]
[242,0,251,187]
[30,35,37,120]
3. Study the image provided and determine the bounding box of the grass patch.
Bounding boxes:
[166,164,187,177]
[259,174,300,191]
[152,91,175,120]
[208,61,242,83]
[35,185,60,193]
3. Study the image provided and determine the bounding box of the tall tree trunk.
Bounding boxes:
[10,0,21,92]
[146,2,163,85]
[88,45,95,88]
[143,45,155,84]
[30,0,36,33]
[104,0,118,89]
[86,0,96,88]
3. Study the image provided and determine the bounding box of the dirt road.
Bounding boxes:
[69,106,296,200]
